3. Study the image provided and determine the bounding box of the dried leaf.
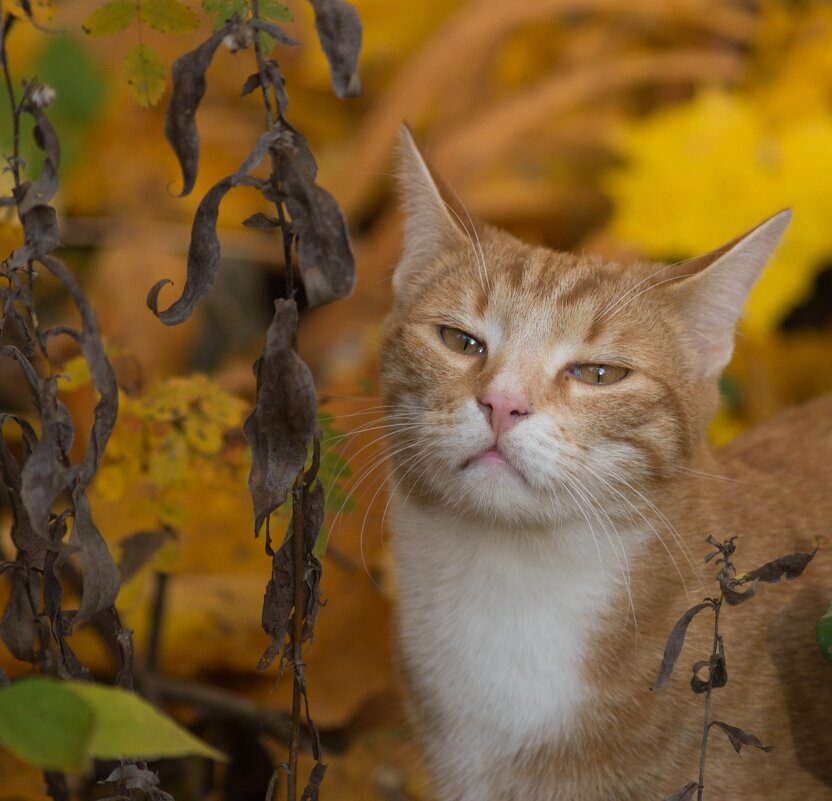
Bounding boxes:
[280,153,355,306]
[307,0,362,98]
[662,782,698,801]
[124,43,166,108]
[301,480,325,642]
[709,720,773,754]
[242,212,279,230]
[101,765,160,790]
[300,761,327,801]
[690,638,727,694]
[248,17,298,47]
[240,60,288,112]
[0,569,39,662]
[718,566,757,606]
[654,601,713,689]
[82,0,137,36]
[164,27,228,196]
[257,527,294,670]
[117,529,175,583]
[140,0,199,33]
[244,299,317,534]
[149,131,277,324]
[68,490,120,629]
[742,549,817,584]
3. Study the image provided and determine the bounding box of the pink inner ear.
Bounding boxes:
[664,210,791,377]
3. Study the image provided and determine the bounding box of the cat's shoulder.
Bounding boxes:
[719,393,832,472]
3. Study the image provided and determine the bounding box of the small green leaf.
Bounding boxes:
[0,678,94,771]
[818,602,832,665]
[69,683,225,762]
[257,29,274,55]
[124,43,166,107]
[140,0,199,33]
[258,0,293,22]
[203,0,245,26]
[0,678,225,772]
[82,0,137,36]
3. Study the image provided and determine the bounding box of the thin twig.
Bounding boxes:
[287,472,305,801]
[146,571,169,672]
[697,598,721,801]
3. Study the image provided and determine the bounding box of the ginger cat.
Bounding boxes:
[379,129,832,801]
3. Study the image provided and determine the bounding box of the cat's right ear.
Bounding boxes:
[394,125,468,298]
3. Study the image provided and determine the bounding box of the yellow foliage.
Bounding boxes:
[607,91,832,337]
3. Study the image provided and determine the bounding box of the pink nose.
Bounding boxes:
[477,391,531,435]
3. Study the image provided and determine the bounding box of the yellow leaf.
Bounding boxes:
[183,415,224,454]
[148,431,189,486]
[124,43,166,108]
[56,355,92,392]
[140,0,199,34]
[83,0,137,36]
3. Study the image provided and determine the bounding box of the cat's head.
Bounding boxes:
[379,127,790,528]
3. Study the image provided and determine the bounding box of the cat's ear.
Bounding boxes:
[394,125,469,297]
[666,209,791,377]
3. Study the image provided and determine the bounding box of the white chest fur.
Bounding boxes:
[390,495,643,790]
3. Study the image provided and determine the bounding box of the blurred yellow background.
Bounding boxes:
[2,0,832,798]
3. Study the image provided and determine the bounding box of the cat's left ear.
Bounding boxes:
[665,209,791,377]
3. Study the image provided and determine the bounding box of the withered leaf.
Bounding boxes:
[249,17,298,47]
[662,782,698,801]
[240,61,289,111]
[301,480,324,643]
[68,490,120,629]
[20,378,75,539]
[307,0,362,98]
[300,761,327,801]
[149,131,278,325]
[281,153,355,306]
[164,27,230,197]
[709,720,773,754]
[0,569,39,662]
[690,639,726,694]
[654,601,713,690]
[40,256,119,488]
[257,527,294,671]
[117,528,175,584]
[244,299,317,534]
[742,549,817,584]
[101,764,160,790]
[242,212,280,230]
[718,566,757,606]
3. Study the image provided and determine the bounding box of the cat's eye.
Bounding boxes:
[439,326,486,356]
[568,364,630,385]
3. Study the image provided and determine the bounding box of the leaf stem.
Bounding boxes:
[697,597,722,801]
[288,471,305,801]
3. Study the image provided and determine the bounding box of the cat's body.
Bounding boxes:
[380,130,832,801]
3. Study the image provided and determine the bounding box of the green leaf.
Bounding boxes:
[203,0,246,27]
[258,0,293,22]
[818,602,832,665]
[124,43,166,108]
[325,482,356,515]
[0,678,94,771]
[68,683,225,762]
[0,678,225,772]
[257,29,275,55]
[140,0,199,33]
[82,0,137,36]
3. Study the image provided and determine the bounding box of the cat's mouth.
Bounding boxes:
[463,445,526,481]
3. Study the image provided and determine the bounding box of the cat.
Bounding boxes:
[378,127,832,801]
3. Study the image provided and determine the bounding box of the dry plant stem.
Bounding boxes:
[0,14,20,188]
[146,571,169,672]
[288,472,305,801]
[697,598,722,801]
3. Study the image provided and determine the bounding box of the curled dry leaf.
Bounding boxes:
[654,601,714,690]
[244,298,317,536]
[300,761,327,801]
[148,130,278,324]
[249,17,298,47]
[68,490,121,629]
[662,782,698,801]
[307,0,362,98]
[117,529,176,584]
[718,566,757,606]
[164,27,230,197]
[741,548,817,584]
[709,720,773,754]
[240,60,288,111]
[0,569,39,662]
[690,638,727,694]
[280,151,355,306]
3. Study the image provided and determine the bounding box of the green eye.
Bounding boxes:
[439,326,486,356]
[569,364,630,385]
